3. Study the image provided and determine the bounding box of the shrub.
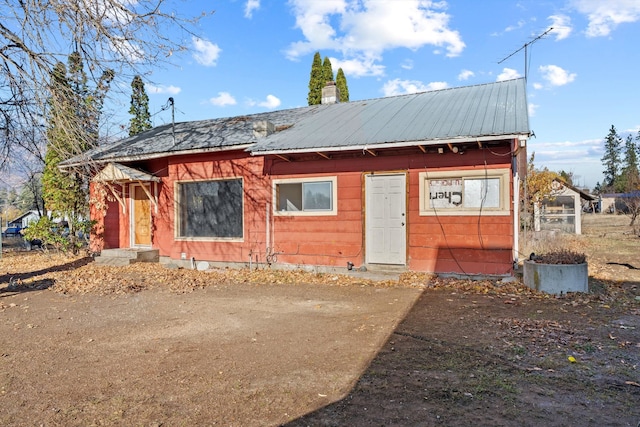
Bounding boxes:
[22,217,94,254]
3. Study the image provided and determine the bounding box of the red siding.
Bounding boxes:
[92,143,516,275]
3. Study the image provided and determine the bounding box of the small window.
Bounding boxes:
[463,178,500,208]
[420,169,510,216]
[274,177,337,216]
[177,178,243,239]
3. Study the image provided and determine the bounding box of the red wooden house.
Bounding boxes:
[67,78,530,275]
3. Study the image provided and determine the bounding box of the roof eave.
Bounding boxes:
[62,143,256,168]
[250,134,528,156]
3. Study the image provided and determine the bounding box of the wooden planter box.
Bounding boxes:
[523,260,588,295]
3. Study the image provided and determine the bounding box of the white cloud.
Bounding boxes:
[401,59,414,70]
[528,103,539,117]
[539,65,576,86]
[382,79,447,96]
[259,94,281,109]
[426,81,449,91]
[532,82,543,90]
[457,69,474,81]
[192,37,221,66]
[286,0,465,75]
[572,0,640,37]
[111,37,145,62]
[496,68,521,81]
[209,92,237,107]
[504,20,526,33]
[248,95,281,109]
[146,84,181,95]
[330,56,385,77]
[549,15,572,40]
[245,0,260,18]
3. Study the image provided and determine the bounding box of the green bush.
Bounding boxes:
[22,217,94,254]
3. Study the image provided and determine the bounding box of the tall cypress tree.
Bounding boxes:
[601,125,622,190]
[322,56,334,84]
[128,75,152,136]
[336,68,349,102]
[307,51,323,105]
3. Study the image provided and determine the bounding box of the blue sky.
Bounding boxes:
[120,0,640,190]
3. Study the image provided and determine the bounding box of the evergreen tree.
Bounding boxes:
[307,52,323,105]
[42,60,82,221]
[322,56,334,84]
[128,75,152,136]
[41,53,113,251]
[593,181,602,194]
[558,170,574,186]
[601,125,622,190]
[336,68,349,102]
[619,134,640,191]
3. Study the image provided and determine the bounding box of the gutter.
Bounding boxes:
[249,134,529,156]
[60,143,256,169]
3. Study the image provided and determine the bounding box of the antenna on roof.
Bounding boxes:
[168,97,175,146]
[499,27,553,81]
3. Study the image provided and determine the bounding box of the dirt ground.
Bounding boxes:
[1,214,639,426]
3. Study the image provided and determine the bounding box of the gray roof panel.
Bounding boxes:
[250,78,529,154]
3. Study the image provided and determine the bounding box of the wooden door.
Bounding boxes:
[132,185,151,246]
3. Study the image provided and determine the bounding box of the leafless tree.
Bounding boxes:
[0,0,210,167]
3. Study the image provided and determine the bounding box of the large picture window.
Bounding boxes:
[419,169,510,216]
[273,177,337,216]
[177,178,243,239]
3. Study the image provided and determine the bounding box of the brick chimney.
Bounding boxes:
[321,81,340,104]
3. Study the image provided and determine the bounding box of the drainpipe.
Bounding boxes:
[512,154,520,272]
[266,202,270,259]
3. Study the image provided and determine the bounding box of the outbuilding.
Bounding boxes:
[534,179,595,234]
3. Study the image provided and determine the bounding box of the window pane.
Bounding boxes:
[303,181,332,210]
[428,179,463,208]
[277,183,302,211]
[545,196,575,213]
[464,178,500,208]
[179,179,243,238]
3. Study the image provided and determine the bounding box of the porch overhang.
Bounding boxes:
[92,162,160,183]
[92,163,159,213]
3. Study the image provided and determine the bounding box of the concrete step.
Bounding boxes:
[96,248,159,265]
[94,257,133,267]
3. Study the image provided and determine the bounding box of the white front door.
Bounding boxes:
[365,174,407,265]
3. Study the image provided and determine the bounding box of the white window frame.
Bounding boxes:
[419,168,511,216]
[174,177,244,241]
[273,176,338,216]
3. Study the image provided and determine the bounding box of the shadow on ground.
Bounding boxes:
[284,286,640,427]
[0,256,93,296]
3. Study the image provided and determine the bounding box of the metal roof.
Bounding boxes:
[65,78,529,165]
[250,78,529,154]
[63,104,327,165]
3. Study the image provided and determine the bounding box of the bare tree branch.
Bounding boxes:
[0,0,211,168]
